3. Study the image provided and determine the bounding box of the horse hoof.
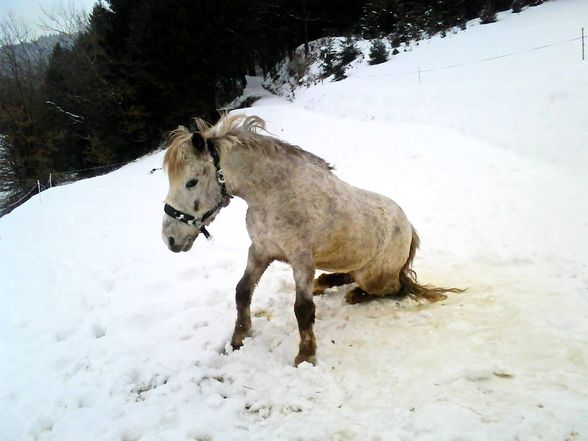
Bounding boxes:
[346,288,371,304]
[312,280,326,295]
[231,338,244,351]
[294,353,317,366]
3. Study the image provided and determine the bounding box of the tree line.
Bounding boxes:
[0,0,543,214]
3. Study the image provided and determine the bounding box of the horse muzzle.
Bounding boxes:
[165,234,196,253]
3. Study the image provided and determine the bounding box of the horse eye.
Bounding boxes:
[186,179,198,189]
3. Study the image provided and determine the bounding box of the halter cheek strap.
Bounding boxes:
[163,203,212,239]
[164,139,232,240]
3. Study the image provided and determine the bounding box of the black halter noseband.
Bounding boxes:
[164,139,231,239]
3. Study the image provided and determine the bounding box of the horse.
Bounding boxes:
[161,114,461,366]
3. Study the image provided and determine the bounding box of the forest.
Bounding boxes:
[0,0,541,214]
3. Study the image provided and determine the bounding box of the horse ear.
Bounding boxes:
[191,132,206,152]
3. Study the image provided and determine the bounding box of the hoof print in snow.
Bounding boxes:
[131,375,169,402]
[92,323,106,339]
[492,370,514,379]
[463,368,493,381]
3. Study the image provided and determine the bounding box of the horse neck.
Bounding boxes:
[219,144,292,206]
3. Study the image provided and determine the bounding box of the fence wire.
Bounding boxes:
[51,159,137,177]
[3,184,39,209]
[2,158,139,213]
[356,36,583,79]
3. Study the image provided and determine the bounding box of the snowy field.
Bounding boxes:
[1,1,588,440]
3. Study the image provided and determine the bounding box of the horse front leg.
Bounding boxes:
[231,245,270,350]
[291,251,317,366]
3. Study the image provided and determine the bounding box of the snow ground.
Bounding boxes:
[1,2,588,440]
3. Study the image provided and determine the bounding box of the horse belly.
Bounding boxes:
[312,227,378,272]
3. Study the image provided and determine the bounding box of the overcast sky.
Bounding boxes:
[1,0,99,37]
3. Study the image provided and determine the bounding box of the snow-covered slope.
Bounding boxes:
[293,0,588,172]
[1,2,587,440]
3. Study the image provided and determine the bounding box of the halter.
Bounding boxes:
[164,139,232,239]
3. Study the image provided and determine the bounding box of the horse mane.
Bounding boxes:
[163,114,333,182]
[163,126,192,183]
[197,113,266,138]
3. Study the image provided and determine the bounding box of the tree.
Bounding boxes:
[368,39,388,65]
[0,18,60,214]
[339,37,360,65]
[332,62,347,81]
[358,0,398,39]
[320,38,357,81]
[511,0,523,13]
[423,3,444,37]
[320,40,337,76]
[480,1,497,24]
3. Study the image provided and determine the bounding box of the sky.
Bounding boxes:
[0,0,98,38]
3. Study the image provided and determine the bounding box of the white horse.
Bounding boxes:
[161,114,461,365]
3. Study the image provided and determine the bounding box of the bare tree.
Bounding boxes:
[39,1,91,40]
[0,16,53,215]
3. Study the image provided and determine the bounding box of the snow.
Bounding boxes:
[293,1,588,172]
[1,1,588,440]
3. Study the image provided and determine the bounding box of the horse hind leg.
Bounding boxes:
[313,272,354,295]
[346,270,402,304]
[346,287,376,304]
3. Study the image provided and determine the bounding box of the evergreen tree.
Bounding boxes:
[339,37,360,65]
[511,0,523,13]
[368,39,388,65]
[423,3,444,37]
[44,31,127,170]
[320,40,338,77]
[443,0,467,30]
[480,1,497,24]
[332,62,347,81]
[358,0,398,39]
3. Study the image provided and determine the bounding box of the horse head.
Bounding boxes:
[161,127,229,252]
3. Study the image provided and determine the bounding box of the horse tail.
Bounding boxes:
[398,227,464,302]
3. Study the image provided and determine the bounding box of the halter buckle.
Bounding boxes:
[216,169,226,184]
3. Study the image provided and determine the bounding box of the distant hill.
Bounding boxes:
[0,33,73,74]
[35,33,74,55]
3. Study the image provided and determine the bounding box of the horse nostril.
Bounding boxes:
[168,237,175,248]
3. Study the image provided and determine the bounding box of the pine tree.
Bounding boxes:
[511,0,523,13]
[368,39,388,65]
[358,0,398,39]
[339,37,360,65]
[442,0,466,30]
[320,40,338,77]
[332,62,347,81]
[480,1,497,24]
[321,38,356,81]
[359,0,384,39]
[423,3,444,37]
